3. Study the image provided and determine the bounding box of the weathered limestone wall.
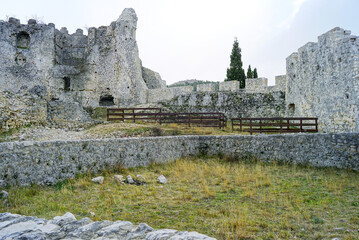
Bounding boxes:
[286,27,359,133]
[0,133,358,186]
[0,18,55,94]
[246,78,268,92]
[0,89,47,133]
[47,100,94,129]
[219,81,239,91]
[275,75,287,91]
[142,67,166,89]
[0,89,93,132]
[197,83,216,92]
[0,9,165,110]
[0,136,199,186]
[147,86,193,103]
[160,91,285,119]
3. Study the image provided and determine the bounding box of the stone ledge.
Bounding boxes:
[0,212,215,240]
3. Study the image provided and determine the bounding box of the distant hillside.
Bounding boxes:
[168,79,219,91]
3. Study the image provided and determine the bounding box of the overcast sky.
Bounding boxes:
[1,0,358,85]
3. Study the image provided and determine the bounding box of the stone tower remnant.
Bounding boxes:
[286,27,359,133]
[0,8,165,109]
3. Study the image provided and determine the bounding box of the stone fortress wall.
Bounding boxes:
[0,6,358,134]
[160,91,286,119]
[156,27,359,133]
[0,9,167,131]
[0,9,165,109]
[0,133,358,186]
[286,27,359,133]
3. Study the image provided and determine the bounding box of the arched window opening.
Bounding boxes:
[99,95,115,106]
[16,31,30,49]
[64,77,71,92]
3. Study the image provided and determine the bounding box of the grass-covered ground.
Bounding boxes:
[1,157,358,239]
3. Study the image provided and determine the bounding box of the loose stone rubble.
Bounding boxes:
[126,175,135,184]
[0,212,216,239]
[91,176,104,184]
[158,175,168,184]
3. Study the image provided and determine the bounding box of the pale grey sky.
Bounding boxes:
[1,0,358,85]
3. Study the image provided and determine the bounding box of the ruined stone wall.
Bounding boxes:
[0,9,165,111]
[197,83,217,92]
[219,81,239,91]
[0,89,47,133]
[0,133,358,186]
[142,67,166,89]
[0,18,55,94]
[50,9,150,107]
[275,75,287,91]
[147,86,193,103]
[0,88,93,132]
[246,78,268,92]
[286,27,359,133]
[160,91,285,119]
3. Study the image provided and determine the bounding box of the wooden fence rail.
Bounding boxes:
[231,117,318,135]
[107,108,227,129]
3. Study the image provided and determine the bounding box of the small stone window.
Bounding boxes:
[99,95,115,106]
[15,53,26,65]
[16,31,30,49]
[64,77,71,92]
[288,103,295,115]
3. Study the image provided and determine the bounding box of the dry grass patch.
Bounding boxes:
[1,157,358,239]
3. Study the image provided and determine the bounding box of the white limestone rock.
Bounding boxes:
[0,220,41,239]
[96,221,133,237]
[169,231,217,239]
[126,175,134,184]
[51,212,76,226]
[91,176,104,184]
[136,174,146,181]
[0,212,216,239]
[114,175,124,183]
[157,175,167,184]
[126,223,154,239]
[146,229,178,239]
[67,221,113,239]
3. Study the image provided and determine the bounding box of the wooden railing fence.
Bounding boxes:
[231,117,318,135]
[107,108,227,129]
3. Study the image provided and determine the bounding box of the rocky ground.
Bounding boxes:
[0,122,155,142]
[0,212,215,240]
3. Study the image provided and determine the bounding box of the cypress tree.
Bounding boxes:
[225,38,246,88]
[253,68,258,78]
[247,65,253,78]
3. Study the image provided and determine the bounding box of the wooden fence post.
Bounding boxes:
[250,119,253,135]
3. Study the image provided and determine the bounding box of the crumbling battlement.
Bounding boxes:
[0,9,165,109]
[286,27,359,133]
